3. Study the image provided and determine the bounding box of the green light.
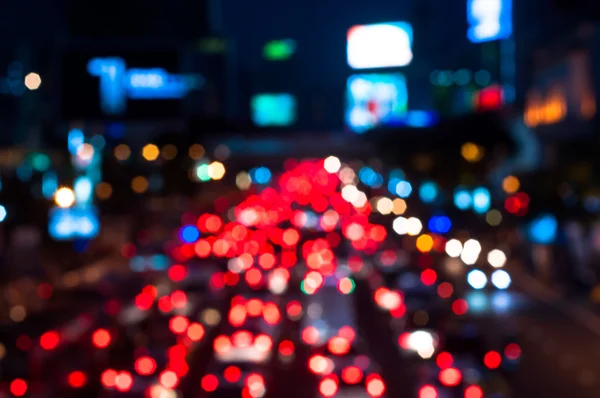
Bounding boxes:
[263,39,296,61]
[300,280,308,294]
[29,153,50,172]
[196,164,211,181]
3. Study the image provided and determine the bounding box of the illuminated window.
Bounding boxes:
[345,73,408,133]
[347,22,413,69]
[467,0,512,43]
[251,94,296,127]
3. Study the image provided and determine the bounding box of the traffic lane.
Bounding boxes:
[353,279,417,397]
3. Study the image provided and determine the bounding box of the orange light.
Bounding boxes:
[246,299,264,316]
[194,240,211,257]
[263,302,281,325]
[68,371,87,388]
[40,330,60,350]
[92,328,111,348]
[278,340,295,356]
[135,356,157,376]
[201,374,219,392]
[224,366,242,383]
[319,377,338,397]
[187,323,205,342]
[338,277,355,294]
[366,375,385,397]
[115,371,133,392]
[342,366,363,384]
[214,335,232,353]
[309,355,328,374]
[439,368,462,386]
[169,316,189,334]
[419,385,438,398]
[159,370,179,389]
[302,326,319,345]
[229,304,248,326]
[10,379,27,397]
[101,369,117,387]
[464,385,484,398]
[328,336,350,355]
[282,228,300,246]
[245,268,263,286]
[258,253,276,270]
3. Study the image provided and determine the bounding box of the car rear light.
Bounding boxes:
[309,355,328,374]
[201,374,219,392]
[398,332,411,349]
[159,370,179,389]
[214,335,232,353]
[92,328,111,348]
[327,336,350,355]
[187,323,205,342]
[366,374,385,397]
[246,299,264,316]
[505,343,522,360]
[170,290,187,308]
[436,352,454,369]
[484,351,502,369]
[464,385,484,398]
[286,301,303,319]
[10,379,27,397]
[419,385,438,398]
[101,369,117,388]
[40,330,60,350]
[342,366,363,384]
[135,356,157,376]
[233,331,253,348]
[263,302,281,325]
[68,371,87,388]
[224,366,242,383]
[439,368,462,387]
[278,340,295,356]
[338,326,356,342]
[115,371,134,392]
[319,377,338,397]
[169,316,189,334]
[301,326,319,345]
[254,334,273,352]
[229,304,248,326]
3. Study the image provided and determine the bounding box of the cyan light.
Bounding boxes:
[395,180,412,198]
[49,206,100,240]
[251,167,272,184]
[74,176,93,205]
[359,167,379,187]
[68,129,85,154]
[251,93,296,126]
[181,225,200,243]
[419,181,438,203]
[472,187,491,214]
[0,205,6,222]
[454,188,473,210]
[42,172,58,199]
[528,214,557,244]
[467,269,488,290]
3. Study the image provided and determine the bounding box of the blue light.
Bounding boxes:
[359,167,379,187]
[251,94,296,126]
[74,176,93,205]
[395,180,412,198]
[68,128,85,154]
[88,57,204,115]
[151,255,169,270]
[472,187,491,214]
[16,165,32,182]
[49,206,100,240]
[467,0,512,43]
[251,167,272,184]
[454,188,472,210]
[0,205,6,222]
[528,214,557,244]
[428,215,452,234]
[388,178,401,194]
[389,169,405,180]
[405,110,439,128]
[42,172,58,199]
[181,225,200,243]
[419,181,438,203]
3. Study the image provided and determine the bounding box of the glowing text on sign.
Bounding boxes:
[467,0,512,43]
[347,22,413,69]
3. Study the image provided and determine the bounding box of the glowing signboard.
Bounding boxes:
[251,94,297,126]
[87,57,204,114]
[347,22,413,69]
[467,0,512,43]
[49,206,100,240]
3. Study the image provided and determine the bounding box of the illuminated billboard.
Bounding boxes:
[467,0,512,43]
[347,22,413,69]
[251,93,297,126]
[345,73,408,133]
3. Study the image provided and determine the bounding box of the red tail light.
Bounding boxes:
[214,335,232,353]
[301,326,319,345]
[465,385,484,398]
[10,379,27,397]
[229,304,248,326]
[40,330,60,350]
[398,332,411,349]
[327,336,350,355]
[169,316,189,334]
[254,334,273,352]
[484,351,502,369]
[246,299,264,316]
[436,352,454,369]
[309,355,328,374]
[366,374,385,397]
[263,302,281,325]
[419,385,438,398]
[187,323,205,342]
[338,326,356,342]
[504,343,522,360]
[278,340,295,356]
[135,356,157,376]
[114,371,133,392]
[246,373,264,389]
[319,376,338,397]
[439,368,462,387]
[342,366,363,384]
[68,371,87,388]
[233,331,253,347]
[92,328,111,349]
[101,369,117,388]
[224,366,242,383]
[201,374,219,392]
[159,370,179,389]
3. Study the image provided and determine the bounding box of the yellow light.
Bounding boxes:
[376,197,394,215]
[131,176,149,193]
[461,142,484,163]
[189,144,205,160]
[161,144,178,160]
[142,144,159,161]
[236,171,252,190]
[392,198,407,215]
[416,234,434,253]
[114,144,131,161]
[502,176,520,194]
[55,187,75,208]
[77,143,95,161]
[208,161,226,180]
[96,182,113,200]
[24,72,41,90]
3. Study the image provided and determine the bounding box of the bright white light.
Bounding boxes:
[24,72,41,90]
[0,205,6,222]
[406,217,423,236]
[376,197,393,215]
[351,191,368,207]
[467,0,512,43]
[74,177,93,204]
[393,217,408,235]
[445,239,463,258]
[347,22,413,69]
[324,156,341,173]
[461,239,482,265]
[467,269,488,289]
[55,187,75,208]
[491,270,511,289]
[408,331,434,351]
[341,185,359,202]
[487,249,507,268]
[417,345,435,359]
[268,272,288,295]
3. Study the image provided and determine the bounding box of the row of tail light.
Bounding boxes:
[213,331,273,354]
[318,373,385,397]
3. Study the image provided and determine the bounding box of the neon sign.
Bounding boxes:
[467,0,512,43]
[87,57,204,114]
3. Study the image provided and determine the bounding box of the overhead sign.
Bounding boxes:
[467,0,512,43]
[347,22,413,69]
[87,57,204,114]
[49,206,100,240]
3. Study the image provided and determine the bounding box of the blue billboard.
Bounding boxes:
[467,0,512,43]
